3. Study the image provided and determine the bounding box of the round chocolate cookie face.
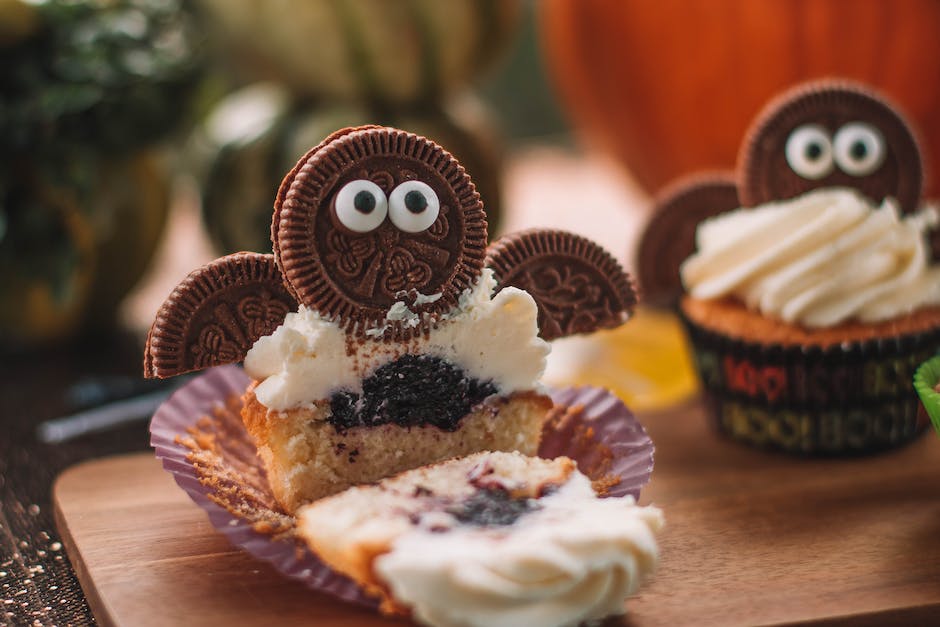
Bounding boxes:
[738,81,923,213]
[486,229,637,341]
[274,127,487,332]
[637,173,740,307]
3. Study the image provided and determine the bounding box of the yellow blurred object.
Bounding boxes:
[543,306,699,412]
[0,0,40,47]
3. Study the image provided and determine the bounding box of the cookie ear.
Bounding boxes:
[929,213,940,261]
[485,229,637,341]
[636,173,740,306]
[144,253,297,378]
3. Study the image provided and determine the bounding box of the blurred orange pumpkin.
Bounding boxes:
[540,0,940,196]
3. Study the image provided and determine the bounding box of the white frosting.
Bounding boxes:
[243,270,551,411]
[681,188,940,327]
[375,473,663,627]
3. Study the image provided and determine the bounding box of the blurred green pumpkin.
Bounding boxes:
[195,0,522,106]
[199,85,505,255]
[0,168,95,344]
[0,151,170,346]
[0,0,203,347]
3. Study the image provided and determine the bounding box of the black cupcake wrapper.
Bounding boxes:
[681,311,939,455]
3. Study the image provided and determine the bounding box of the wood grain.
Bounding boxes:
[53,401,940,626]
[629,401,940,626]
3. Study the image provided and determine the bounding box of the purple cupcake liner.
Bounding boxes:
[149,365,654,608]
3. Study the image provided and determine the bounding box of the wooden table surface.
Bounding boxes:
[53,399,940,627]
[634,402,940,626]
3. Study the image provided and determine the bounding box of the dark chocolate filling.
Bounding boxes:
[446,488,539,527]
[328,354,497,432]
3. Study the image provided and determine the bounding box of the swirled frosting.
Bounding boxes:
[681,188,940,328]
[243,269,550,410]
[374,473,663,627]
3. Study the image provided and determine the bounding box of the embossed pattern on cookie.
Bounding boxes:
[274,127,488,335]
[486,229,638,340]
[145,253,296,378]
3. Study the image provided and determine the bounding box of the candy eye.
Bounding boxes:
[388,181,440,233]
[785,124,834,180]
[334,179,388,233]
[833,122,886,177]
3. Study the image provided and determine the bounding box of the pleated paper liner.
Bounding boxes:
[681,312,939,455]
[149,365,655,608]
[914,355,940,434]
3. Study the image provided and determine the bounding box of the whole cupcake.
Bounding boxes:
[640,80,940,454]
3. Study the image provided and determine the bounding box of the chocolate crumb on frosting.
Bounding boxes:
[328,354,498,432]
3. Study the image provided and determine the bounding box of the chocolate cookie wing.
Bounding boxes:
[144,253,296,378]
[637,173,740,306]
[486,229,637,341]
[738,79,924,213]
[273,126,488,335]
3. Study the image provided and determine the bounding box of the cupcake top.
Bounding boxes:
[639,79,940,324]
[681,188,940,327]
[244,269,549,410]
[144,127,638,385]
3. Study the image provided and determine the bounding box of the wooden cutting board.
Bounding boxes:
[54,401,940,627]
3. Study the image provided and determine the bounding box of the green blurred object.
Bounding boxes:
[0,0,204,347]
[195,0,522,107]
[198,85,505,255]
[477,0,569,143]
[914,356,940,435]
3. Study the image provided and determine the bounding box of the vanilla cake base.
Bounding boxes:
[241,385,552,513]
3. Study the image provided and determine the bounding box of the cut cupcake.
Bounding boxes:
[296,450,663,626]
[239,269,554,512]
[145,126,638,512]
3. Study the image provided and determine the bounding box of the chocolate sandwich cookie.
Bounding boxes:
[738,80,924,214]
[485,229,637,341]
[146,126,643,380]
[273,126,488,337]
[637,173,739,307]
[145,253,296,378]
